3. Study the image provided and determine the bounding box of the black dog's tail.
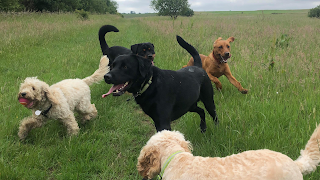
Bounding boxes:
[176,35,202,68]
[99,25,119,56]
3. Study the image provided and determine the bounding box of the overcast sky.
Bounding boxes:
[114,0,320,14]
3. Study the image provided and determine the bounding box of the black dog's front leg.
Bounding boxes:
[155,121,172,132]
[153,115,172,132]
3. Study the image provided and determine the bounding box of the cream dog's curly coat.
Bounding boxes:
[137,128,320,180]
[17,56,109,140]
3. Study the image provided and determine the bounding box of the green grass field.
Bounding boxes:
[1,10,320,179]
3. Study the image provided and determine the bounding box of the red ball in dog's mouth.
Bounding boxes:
[18,98,34,108]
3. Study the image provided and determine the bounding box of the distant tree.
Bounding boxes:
[0,0,22,11]
[20,0,80,12]
[308,5,320,18]
[2,0,118,14]
[106,0,117,14]
[150,0,192,19]
[79,0,107,13]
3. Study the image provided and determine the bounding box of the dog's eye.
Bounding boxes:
[123,66,127,69]
[143,49,146,51]
[227,45,230,48]
[32,87,35,90]
[219,46,223,49]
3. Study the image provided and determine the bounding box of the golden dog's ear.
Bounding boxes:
[137,145,161,179]
[214,37,223,44]
[43,87,59,104]
[227,36,235,43]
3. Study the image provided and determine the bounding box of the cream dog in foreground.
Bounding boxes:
[17,56,109,140]
[137,128,320,180]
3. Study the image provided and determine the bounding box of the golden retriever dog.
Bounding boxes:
[137,129,320,180]
[183,37,248,94]
[17,56,109,140]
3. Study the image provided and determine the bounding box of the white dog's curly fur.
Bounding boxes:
[137,128,320,180]
[17,56,109,140]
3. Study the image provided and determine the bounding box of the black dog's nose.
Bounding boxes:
[225,52,230,57]
[21,92,26,97]
[104,74,112,83]
[148,54,153,58]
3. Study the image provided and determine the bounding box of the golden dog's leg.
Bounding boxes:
[224,70,248,94]
[207,73,222,90]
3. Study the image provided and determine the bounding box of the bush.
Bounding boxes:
[0,0,23,12]
[308,5,320,18]
[181,7,194,17]
[117,12,124,18]
[75,9,89,20]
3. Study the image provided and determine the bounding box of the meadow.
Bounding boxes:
[0,9,320,179]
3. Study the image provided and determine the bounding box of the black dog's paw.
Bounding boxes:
[201,128,207,133]
[200,123,207,133]
[214,117,219,125]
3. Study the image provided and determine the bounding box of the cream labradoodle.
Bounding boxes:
[17,56,109,140]
[137,128,320,180]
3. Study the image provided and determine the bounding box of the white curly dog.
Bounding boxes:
[137,128,320,180]
[17,56,109,140]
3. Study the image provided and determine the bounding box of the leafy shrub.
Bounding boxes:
[75,9,89,20]
[308,5,320,18]
[267,34,290,71]
[181,7,194,17]
[275,34,290,48]
[0,0,23,12]
[117,12,124,18]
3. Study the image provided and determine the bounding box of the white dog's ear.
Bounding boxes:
[43,87,59,104]
[180,140,192,153]
[137,145,161,179]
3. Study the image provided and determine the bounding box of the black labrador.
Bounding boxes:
[98,25,155,65]
[102,36,218,132]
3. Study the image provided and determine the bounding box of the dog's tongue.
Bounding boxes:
[102,84,124,98]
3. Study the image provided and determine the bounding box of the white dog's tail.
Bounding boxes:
[294,123,320,175]
[83,56,110,86]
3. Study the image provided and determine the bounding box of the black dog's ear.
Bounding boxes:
[136,56,152,78]
[146,42,154,48]
[131,44,140,54]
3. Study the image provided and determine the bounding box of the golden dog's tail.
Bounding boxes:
[294,123,320,175]
[82,56,110,86]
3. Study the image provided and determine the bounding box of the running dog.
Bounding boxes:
[103,36,218,132]
[183,37,248,94]
[137,129,320,180]
[17,56,109,140]
[98,25,155,65]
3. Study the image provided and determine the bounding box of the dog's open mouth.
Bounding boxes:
[148,54,155,65]
[220,55,230,63]
[102,81,132,98]
[18,98,34,108]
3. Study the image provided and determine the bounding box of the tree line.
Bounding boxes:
[0,0,118,14]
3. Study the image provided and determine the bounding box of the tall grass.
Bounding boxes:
[1,10,320,179]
